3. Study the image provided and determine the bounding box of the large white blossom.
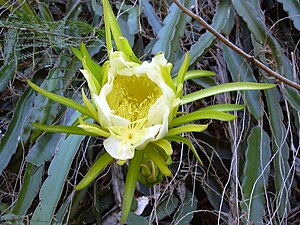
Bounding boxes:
[93,51,179,160]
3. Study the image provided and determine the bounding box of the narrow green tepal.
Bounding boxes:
[27,79,97,120]
[181,82,276,105]
[121,150,144,224]
[75,152,114,190]
[102,0,140,63]
[31,123,102,137]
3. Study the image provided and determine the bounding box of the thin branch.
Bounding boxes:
[172,0,300,91]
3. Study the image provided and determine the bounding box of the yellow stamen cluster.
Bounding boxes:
[107,75,162,121]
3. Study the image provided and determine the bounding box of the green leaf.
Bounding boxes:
[172,110,237,127]
[241,127,271,224]
[30,123,86,224]
[121,150,144,224]
[264,86,291,217]
[37,1,54,21]
[0,61,16,92]
[181,82,276,105]
[222,44,264,120]
[27,79,96,120]
[0,88,35,175]
[127,212,148,225]
[171,188,198,225]
[167,124,208,136]
[276,0,300,30]
[151,0,193,62]
[173,0,231,73]
[12,164,44,218]
[140,0,162,35]
[26,132,62,166]
[75,152,114,190]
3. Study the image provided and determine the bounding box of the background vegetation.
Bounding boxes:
[0,0,299,224]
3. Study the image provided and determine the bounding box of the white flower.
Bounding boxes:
[93,51,179,160]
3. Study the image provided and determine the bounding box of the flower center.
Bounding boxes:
[107,75,162,121]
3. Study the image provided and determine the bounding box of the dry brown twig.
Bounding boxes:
[172,0,300,91]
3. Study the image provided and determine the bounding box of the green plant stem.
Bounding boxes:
[172,0,300,91]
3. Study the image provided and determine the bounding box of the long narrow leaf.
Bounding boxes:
[0,88,35,175]
[241,127,271,224]
[30,130,85,224]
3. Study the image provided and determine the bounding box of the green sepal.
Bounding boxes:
[152,139,173,155]
[81,58,101,95]
[81,89,99,122]
[101,61,109,86]
[198,104,246,112]
[141,164,152,177]
[153,143,172,166]
[144,144,172,177]
[31,123,97,136]
[121,150,144,224]
[176,52,190,88]
[72,43,103,86]
[70,46,83,60]
[167,124,208,136]
[119,37,141,63]
[80,42,90,58]
[172,110,237,127]
[75,152,114,190]
[185,70,215,80]
[160,60,176,92]
[181,82,276,105]
[165,136,203,165]
[173,70,215,84]
[27,79,95,119]
[78,123,110,138]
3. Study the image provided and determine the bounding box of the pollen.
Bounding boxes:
[106,75,162,121]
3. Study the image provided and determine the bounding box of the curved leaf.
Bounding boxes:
[0,88,35,175]
[276,0,300,30]
[241,127,271,224]
[151,0,193,62]
[30,127,85,224]
[173,0,231,73]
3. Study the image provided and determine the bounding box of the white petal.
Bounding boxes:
[93,92,111,127]
[135,125,161,150]
[104,136,135,160]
